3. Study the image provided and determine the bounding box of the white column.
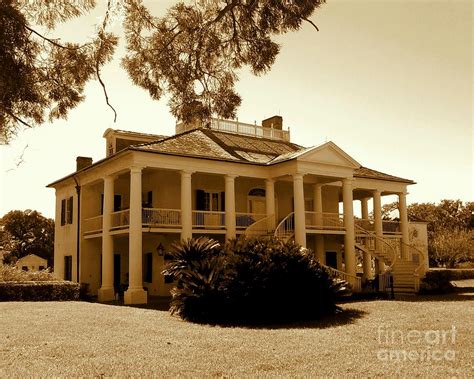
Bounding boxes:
[293,174,306,247]
[399,191,410,259]
[342,179,356,278]
[313,184,325,263]
[373,190,385,274]
[225,175,236,240]
[98,175,115,302]
[360,197,372,281]
[124,166,147,305]
[265,179,276,230]
[180,170,193,241]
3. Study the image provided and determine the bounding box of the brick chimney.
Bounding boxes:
[262,116,283,130]
[76,156,93,171]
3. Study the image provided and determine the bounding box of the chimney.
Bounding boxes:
[262,115,283,130]
[76,156,93,171]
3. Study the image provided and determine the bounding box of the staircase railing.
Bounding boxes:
[274,212,295,241]
[244,214,275,236]
[322,264,362,292]
[354,224,398,271]
[399,240,427,291]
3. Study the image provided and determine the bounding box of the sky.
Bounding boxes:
[0,0,472,219]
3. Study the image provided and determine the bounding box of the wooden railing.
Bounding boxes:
[176,118,291,141]
[355,218,401,234]
[142,208,181,227]
[111,209,130,229]
[354,224,398,271]
[244,214,275,236]
[274,212,295,241]
[323,265,362,292]
[192,210,225,228]
[305,212,345,230]
[82,215,103,234]
[236,212,266,229]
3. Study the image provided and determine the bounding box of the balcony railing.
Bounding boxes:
[236,212,267,229]
[382,220,401,234]
[176,118,290,142]
[355,218,401,234]
[192,210,225,228]
[82,215,103,235]
[111,209,130,229]
[305,212,345,230]
[142,208,181,228]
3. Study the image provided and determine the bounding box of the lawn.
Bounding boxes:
[0,290,472,377]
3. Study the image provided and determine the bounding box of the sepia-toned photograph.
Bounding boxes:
[0,0,472,377]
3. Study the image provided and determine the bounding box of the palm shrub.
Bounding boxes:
[164,236,346,324]
[163,237,231,322]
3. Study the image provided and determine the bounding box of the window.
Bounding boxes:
[22,266,28,271]
[100,194,122,214]
[64,255,73,281]
[196,190,224,211]
[61,197,73,225]
[144,252,153,283]
[39,266,45,271]
[142,191,153,208]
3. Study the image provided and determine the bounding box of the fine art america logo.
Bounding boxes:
[377,325,457,362]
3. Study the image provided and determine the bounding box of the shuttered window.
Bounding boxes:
[64,256,73,281]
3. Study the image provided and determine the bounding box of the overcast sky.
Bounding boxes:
[0,0,472,219]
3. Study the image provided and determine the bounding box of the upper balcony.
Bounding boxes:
[176,117,291,142]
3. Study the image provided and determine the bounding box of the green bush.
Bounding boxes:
[420,269,474,294]
[0,281,80,301]
[164,237,346,324]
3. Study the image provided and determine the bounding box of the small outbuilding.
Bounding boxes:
[16,254,48,272]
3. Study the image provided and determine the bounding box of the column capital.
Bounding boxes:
[293,173,305,180]
[265,178,275,184]
[372,188,382,195]
[225,174,238,180]
[342,178,353,188]
[180,169,194,176]
[130,166,143,174]
[104,174,117,182]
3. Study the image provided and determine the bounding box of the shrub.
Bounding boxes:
[0,264,58,282]
[0,281,80,301]
[164,237,346,324]
[420,269,474,294]
[0,264,79,301]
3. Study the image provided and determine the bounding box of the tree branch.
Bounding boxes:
[0,105,34,129]
[303,17,319,32]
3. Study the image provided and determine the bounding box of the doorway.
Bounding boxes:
[326,251,337,269]
[113,254,121,292]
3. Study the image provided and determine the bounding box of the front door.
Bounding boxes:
[326,251,337,269]
[113,254,121,292]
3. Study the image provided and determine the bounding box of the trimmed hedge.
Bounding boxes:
[0,281,80,301]
[420,269,474,294]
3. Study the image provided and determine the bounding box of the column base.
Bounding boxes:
[98,287,115,302]
[124,288,148,305]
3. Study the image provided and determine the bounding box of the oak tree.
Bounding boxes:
[1,0,325,143]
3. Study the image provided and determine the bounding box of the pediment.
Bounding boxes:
[297,142,360,168]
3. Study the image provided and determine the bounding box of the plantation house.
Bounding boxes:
[48,116,428,304]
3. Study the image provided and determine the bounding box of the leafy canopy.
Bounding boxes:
[1,0,325,143]
[0,209,55,266]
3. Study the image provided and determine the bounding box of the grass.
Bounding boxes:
[0,290,473,377]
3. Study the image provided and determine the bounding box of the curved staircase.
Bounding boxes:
[243,212,426,295]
